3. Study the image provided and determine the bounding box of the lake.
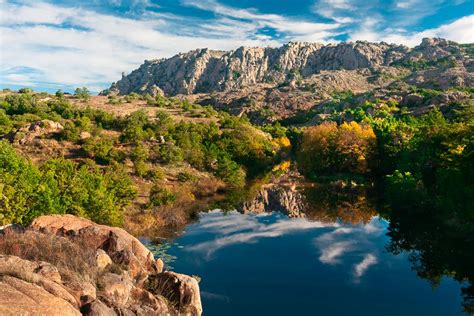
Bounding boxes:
[145,207,469,315]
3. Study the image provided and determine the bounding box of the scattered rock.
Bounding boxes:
[5,120,63,144]
[80,131,92,140]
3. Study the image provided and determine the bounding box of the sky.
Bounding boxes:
[0,0,473,93]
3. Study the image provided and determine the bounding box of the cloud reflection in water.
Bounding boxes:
[185,210,387,282]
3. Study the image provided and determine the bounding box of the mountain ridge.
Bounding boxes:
[102,37,471,97]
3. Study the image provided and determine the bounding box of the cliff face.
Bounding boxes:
[102,38,471,97]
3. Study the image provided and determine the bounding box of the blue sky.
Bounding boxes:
[0,0,473,93]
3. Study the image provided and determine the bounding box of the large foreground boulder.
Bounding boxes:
[0,215,202,316]
[30,215,159,282]
[0,275,81,316]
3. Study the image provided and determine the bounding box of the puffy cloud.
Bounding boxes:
[0,0,472,91]
[350,14,474,46]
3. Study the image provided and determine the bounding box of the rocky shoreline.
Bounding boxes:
[0,215,202,316]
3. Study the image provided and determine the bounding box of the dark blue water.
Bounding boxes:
[146,210,466,315]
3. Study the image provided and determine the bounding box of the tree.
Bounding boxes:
[55,89,64,99]
[297,121,376,177]
[74,87,91,101]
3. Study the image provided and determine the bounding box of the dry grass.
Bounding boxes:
[0,230,98,283]
[68,95,218,125]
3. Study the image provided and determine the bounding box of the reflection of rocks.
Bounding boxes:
[238,173,379,226]
[239,184,307,217]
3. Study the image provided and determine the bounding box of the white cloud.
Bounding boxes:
[0,0,339,91]
[318,240,355,264]
[350,14,474,46]
[0,0,472,91]
[353,253,378,282]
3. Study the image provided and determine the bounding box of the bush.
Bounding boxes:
[83,137,119,164]
[156,142,183,165]
[147,167,165,181]
[216,155,246,188]
[133,160,148,177]
[177,171,197,183]
[147,185,176,207]
[120,110,154,142]
[0,141,136,226]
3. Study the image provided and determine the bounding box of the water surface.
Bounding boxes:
[146,210,466,315]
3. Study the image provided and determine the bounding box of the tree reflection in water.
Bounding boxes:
[384,204,474,314]
[302,184,473,313]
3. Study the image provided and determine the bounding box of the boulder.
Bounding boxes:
[29,215,159,280]
[147,271,202,316]
[81,300,115,316]
[402,94,424,107]
[0,215,201,315]
[0,275,81,316]
[6,120,63,144]
[98,272,133,306]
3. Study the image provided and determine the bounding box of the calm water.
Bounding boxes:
[145,210,467,316]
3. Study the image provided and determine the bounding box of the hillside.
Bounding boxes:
[102,38,474,123]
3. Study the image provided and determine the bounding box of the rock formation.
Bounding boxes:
[103,38,472,97]
[101,38,473,124]
[0,215,202,316]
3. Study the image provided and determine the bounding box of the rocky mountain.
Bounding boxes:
[103,38,472,97]
[102,38,473,124]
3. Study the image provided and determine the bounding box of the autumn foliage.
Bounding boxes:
[297,121,376,176]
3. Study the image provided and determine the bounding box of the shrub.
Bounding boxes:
[120,110,154,142]
[156,142,183,165]
[133,160,148,177]
[147,185,176,207]
[215,155,246,188]
[147,167,166,181]
[177,171,197,183]
[130,143,150,162]
[83,137,119,164]
[59,121,82,141]
[0,141,136,226]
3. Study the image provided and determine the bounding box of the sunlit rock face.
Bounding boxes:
[103,38,472,97]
